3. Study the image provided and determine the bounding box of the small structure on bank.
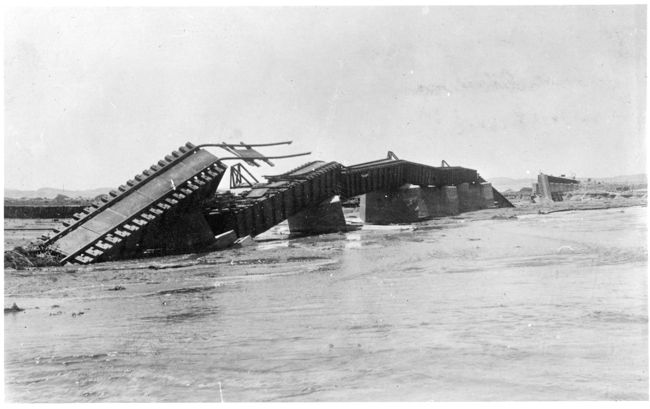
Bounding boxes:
[533,173,580,202]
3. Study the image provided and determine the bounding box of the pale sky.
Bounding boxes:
[4,6,647,190]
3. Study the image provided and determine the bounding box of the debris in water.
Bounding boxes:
[491,214,518,220]
[233,235,255,247]
[148,261,199,270]
[4,303,25,313]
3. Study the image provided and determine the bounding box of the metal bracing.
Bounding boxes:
[229,163,259,189]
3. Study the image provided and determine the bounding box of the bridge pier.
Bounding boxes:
[141,209,216,253]
[420,186,460,217]
[480,182,496,208]
[360,185,464,223]
[359,187,421,224]
[457,182,489,212]
[99,207,217,261]
[287,196,347,234]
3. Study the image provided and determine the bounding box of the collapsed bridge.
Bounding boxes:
[38,141,513,265]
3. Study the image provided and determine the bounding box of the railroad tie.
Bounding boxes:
[164,198,179,206]
[85,247,102,257]
[95,241,113,250]
[104,235,122,244]
[113,229,131,238]
[74,255,93,264]
[140,213,156,221]
[132,218,148,227]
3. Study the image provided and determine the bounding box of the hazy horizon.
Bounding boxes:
[4,6,647,190]
[4,171,649,193]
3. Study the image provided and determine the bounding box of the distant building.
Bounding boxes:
[534,173,580,201]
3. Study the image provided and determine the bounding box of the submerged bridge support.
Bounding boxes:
[358,182,496,224]
[419,185,460,217]
[287,196,346,234]
[457,182,489,212]
[359,187,420,224]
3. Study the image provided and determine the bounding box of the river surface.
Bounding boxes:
[4,206,648,401]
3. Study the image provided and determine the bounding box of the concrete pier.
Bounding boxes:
[359,188,420,224]
[420,186,460,217]
[360,185,462,223]
[457,182,486,212]
[288,196,347,234]
[481,182,496,208]
[139,208,216,255]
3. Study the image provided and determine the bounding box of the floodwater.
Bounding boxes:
[4,206,648,401]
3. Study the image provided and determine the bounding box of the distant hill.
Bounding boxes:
[4,187,112,199]
[486,177,536,192]
[580,174,647,185]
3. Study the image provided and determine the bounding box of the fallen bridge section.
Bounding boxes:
[41,143,227,264]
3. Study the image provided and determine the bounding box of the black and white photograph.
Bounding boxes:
[3,3,648,402]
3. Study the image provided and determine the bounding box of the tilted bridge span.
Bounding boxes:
[37,142,512,265]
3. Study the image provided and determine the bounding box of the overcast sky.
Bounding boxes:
[4,6,646,190]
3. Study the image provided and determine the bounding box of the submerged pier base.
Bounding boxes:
[359,187,420,224]
[420,186,460,217]
[288,196,347,234]
[457,182,493,212]
[359,185,462,224]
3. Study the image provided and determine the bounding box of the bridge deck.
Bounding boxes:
[41,150,512,265]
[42,143,226,264]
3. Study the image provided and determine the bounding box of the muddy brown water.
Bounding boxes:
[4,206,648,401]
